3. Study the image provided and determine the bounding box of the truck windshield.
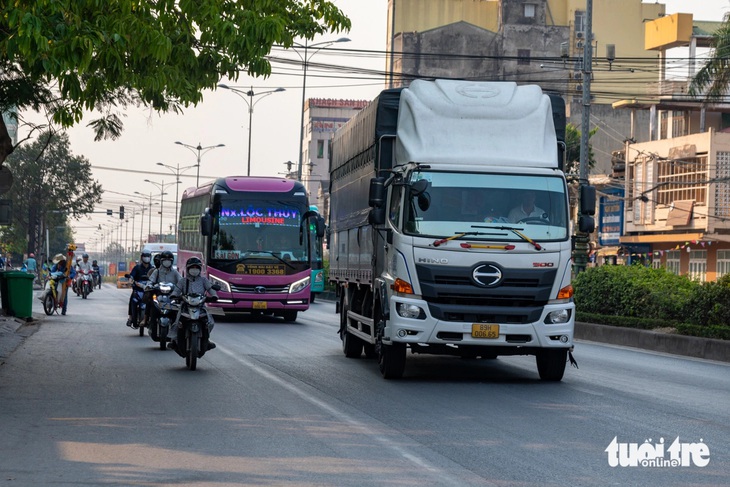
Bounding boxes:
[402,171,569,242]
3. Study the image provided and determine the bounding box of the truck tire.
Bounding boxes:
[536,349,567,381]
[378,342,406,379]
[342,330,363,358]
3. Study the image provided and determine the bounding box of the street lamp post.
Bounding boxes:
[134,191,155,244]
[128,200,149,249]
[293,37,350,181]
[156,162,197,239]
[144,179,179,239]
[174,141,225,187]
[218,84,285,176]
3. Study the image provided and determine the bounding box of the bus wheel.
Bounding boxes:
[282,311,297,322]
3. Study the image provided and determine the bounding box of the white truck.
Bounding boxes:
[329,79,584,380]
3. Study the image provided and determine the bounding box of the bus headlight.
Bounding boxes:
[289,276,310,294]
[209,275,230,293]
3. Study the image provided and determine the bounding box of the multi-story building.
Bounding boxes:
[385,0,669,174]
[612,13,730,281]
[299,98,368,219]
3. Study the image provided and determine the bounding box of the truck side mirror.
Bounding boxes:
[580,185,596,216]
[369,207,386,225]
[369,177,386,208]
[578,215,595,233]
[200,209,213,236]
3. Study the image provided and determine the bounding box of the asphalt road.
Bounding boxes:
[0,285,727,486]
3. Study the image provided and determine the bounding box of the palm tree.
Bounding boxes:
[689,12,730,101]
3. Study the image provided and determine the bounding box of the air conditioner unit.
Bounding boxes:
[576,84,583,92]
[573,71,583,80]
[576,40,584,50]
[576,31,584,39]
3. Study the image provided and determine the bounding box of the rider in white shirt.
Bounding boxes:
[75,253,94,293]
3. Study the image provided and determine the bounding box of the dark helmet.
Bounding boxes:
[92,260,97,265]
[153,253,162,268]
[141,251,152,258]
[82,253,89,259]
[186,257,202,272]
[160,250,174,261]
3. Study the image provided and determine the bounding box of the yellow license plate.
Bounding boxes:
[471,324,499,339]
[252,301,267,310]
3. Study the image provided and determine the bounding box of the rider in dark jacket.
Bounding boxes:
[127,251,153,327]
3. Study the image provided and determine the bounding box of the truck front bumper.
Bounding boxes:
[384,296,574,349]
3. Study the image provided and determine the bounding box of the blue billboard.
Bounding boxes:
[599,188,624,246]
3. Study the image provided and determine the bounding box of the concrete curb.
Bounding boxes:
[575,322,730,363]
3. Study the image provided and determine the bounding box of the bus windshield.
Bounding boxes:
[208,198,310,274]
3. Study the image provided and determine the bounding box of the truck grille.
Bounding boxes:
[416,264,557,323]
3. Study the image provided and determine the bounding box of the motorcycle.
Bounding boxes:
[92,268,101,289]
[127,275,149,337]
[171,291,218,370]
[40,271,68,315]
[148,282,175,350]
[78,268,94,299]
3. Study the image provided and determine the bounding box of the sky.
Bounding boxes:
[18,0,728,251]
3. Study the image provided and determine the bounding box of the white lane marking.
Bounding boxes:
[218,347,490,487]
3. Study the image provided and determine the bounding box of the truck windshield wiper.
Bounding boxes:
[432,231,503,247]
[472,225,542,250]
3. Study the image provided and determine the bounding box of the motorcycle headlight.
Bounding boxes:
[209,275,230,293]
[288,276,310,294]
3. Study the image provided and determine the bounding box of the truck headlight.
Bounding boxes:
[397,303,425,319]
[545,309,571,324]
[289,276,310,294]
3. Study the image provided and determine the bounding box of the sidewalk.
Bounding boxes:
[0,312,41,365]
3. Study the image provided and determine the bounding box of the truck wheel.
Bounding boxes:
[378,342,406,379]
[342,330,363,358]
[536,349,567,381]
[363,343,377,359]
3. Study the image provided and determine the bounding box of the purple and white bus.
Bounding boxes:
[178,176,324,322]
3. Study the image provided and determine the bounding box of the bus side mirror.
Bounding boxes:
[316,216,325,238]
[369,177,386,208]
[201,210,213,236]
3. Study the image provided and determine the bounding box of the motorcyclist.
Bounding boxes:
[145,251,180,327]
[91,260,101,288]
[127,251,153,328]
[50,253,76,315]
[169,257,218,352]
[75,253,94,295]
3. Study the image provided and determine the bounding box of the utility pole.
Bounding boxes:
[572,0,596,274]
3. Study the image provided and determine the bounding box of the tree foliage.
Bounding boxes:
[1,132,102,256]
[689,13,730,101]
[565,122,597,177]
[0,1,351,162]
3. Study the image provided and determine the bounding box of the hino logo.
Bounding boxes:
[255,286,267,294]
[472,263,503,287]
[418,257,449,264]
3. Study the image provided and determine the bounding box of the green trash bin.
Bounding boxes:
[5,271,35,319]
[0,271,8,312]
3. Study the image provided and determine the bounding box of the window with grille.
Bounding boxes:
[524,4,536,18]
[666,250,681,275]
[717,250,730,278]
[656,155,707,206]
[517,49,531,65]
[672,110,687,137]
[630,155,654,225]
[575,11,586,34]
[688,249,707,282]
[715,152,730,218]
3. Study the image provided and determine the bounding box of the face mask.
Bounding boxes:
[141,257,151,264]
[188,268,201,277]
[162,260,173,268]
